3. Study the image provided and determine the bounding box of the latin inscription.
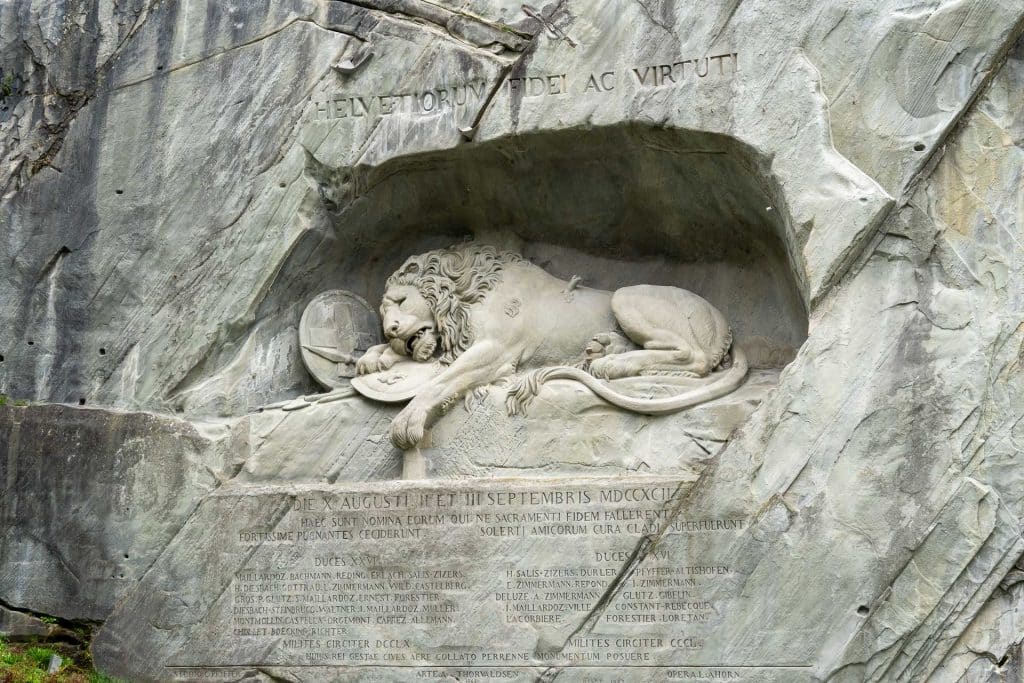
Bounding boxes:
[312,81,490,120]
[310,52,739,121]
[222,480,764,672]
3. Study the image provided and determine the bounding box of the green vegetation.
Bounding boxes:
[1,71,13,98]
[0,395,30,407]
[0,637,123,683]
[0,639,50,683]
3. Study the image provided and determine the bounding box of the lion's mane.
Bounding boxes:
[386,244,523,364]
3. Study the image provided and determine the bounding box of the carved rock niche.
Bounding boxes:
[256,123,809,480]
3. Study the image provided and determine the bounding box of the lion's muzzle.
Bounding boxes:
[387,324,437,361]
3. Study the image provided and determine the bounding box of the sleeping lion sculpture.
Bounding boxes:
[355,243,747,449]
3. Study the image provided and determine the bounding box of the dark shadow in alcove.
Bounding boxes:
[266,124,807,369]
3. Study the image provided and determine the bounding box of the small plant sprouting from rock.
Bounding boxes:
[0,71,14,99]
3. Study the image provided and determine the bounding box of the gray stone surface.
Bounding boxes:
[426,370,780,478]
[0,0,1022,681]
[242,371,778,482]
[0,404,241,620]
[0,605,54,640]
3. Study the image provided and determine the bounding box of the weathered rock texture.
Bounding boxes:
[0,0,1022,681]
[0,404,242,619]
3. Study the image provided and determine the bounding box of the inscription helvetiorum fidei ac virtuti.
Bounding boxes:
[2,0,1023,682]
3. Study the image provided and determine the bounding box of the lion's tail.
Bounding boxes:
[505,345,748,416]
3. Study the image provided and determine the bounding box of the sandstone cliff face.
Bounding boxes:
[1,1,1023,681]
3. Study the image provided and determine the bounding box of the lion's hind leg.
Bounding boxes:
[634,338,708,377]
[588,346,707,380]
[594,286,716,380]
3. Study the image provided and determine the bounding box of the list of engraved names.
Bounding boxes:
[230,482,746,668]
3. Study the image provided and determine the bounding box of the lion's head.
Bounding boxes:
[382,244,523,364]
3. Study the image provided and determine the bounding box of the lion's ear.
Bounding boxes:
[403,262,420,275]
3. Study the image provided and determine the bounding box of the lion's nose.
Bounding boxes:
[385,321,400,337]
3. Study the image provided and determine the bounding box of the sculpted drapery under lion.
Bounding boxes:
[351,243,748,450]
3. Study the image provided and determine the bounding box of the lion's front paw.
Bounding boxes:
[356,347,382,375]
[589,355,641,380]
[376,352,398,373]
[357,345,399,375]
[390,403,429,449]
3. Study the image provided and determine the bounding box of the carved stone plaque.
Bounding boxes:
[299,291,381,389]
[94,478,819,682]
